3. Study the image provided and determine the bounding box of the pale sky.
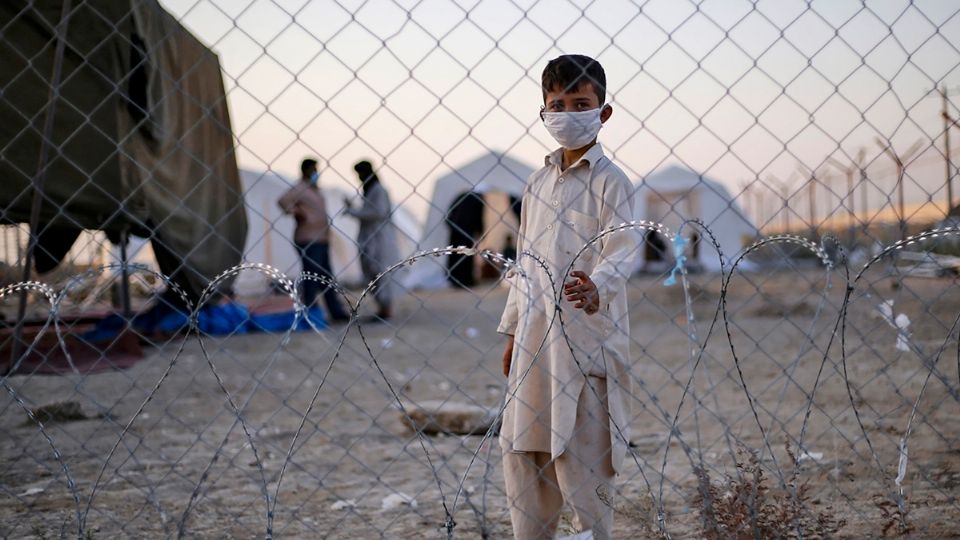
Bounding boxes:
[159,0,960,227]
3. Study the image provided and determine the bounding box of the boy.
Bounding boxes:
[497,54,636,540]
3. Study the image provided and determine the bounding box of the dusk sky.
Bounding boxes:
[159,0,959,227]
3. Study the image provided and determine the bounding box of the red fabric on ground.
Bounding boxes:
[0,323,144,376]
[0,296,303,376]
[244,295,295,315]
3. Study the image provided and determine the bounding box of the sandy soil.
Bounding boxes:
[1,267,959,539]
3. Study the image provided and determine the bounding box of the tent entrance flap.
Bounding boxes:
[445,190,521,288]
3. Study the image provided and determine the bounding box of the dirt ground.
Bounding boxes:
[1,266,959,539]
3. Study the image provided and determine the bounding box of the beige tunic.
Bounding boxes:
[498,144,636,474]
[278,181,331,244]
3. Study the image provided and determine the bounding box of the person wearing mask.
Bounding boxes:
[498,54,637,540]
[278,158,350,322]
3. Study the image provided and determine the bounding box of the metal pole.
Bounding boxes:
[754,188,764,230]
[781,186,790,233]
[16,226,23,266]
[263,201,273,266]
[120,228,132,319]
[944,86,953,213]
[740,182,752,221]
[861,166,868,237]
[897,162,906,240]
[10,0,73,369]
[808,173,816,238]
[875,138,922,242]
[847,168,855,245]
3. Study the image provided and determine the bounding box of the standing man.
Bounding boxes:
[344,160,399,321]
[278,158,350,322]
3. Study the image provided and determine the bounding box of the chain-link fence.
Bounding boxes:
[2,0,960,538]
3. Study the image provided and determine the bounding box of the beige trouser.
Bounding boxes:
[502,377,615,540]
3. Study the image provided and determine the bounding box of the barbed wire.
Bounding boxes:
[2,223,959,538]
[3,0,960,537]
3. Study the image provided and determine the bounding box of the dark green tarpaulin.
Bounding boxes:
[0,0,247,299]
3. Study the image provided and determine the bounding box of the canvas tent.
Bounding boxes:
[633,165,757,272]
[0,0,246,300]
[236,170,421,296]
[404,152,533,290]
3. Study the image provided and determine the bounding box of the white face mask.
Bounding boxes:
[542,109,603,150]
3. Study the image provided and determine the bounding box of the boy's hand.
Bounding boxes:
[564,271,600,315]
[502,335,514,377]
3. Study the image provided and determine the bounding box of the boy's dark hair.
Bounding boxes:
[301,158,318,176]
[541,54,606,104]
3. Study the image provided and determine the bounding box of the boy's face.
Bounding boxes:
[542,82,612,122]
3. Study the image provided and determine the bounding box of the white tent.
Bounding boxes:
[404,152,534,289]
[633,165,758,272]
[236,170,421,296]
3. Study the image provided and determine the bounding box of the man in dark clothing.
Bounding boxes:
[278,158,350,321]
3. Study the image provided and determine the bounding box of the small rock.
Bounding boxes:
[330,499,357,511]
[398,400,498,436]
[22,401,99,426]
[629,432,666,450]
[799,450,823,462]
[558,531,594,540]
[381,492,417,511]
[751,301,815,318]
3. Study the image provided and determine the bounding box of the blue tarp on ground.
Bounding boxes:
[83,302,328,342]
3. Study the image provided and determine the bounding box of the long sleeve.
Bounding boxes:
[346,185,390,223]
[497,188,528,336]
[278,184,301,215]
[278,183,331,243]
[590,172,637,305]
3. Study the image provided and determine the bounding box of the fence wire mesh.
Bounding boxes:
[2,0,960,538]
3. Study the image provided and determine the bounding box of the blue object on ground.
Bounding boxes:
[248,306,329,332]
[81,302,328,342]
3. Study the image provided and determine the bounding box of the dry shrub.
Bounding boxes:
[693,445,845,539]
[873,495,914,537]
